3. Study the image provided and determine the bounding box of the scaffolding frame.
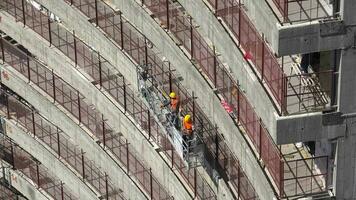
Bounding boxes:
[0,34,171,200]
[0,132,77,200]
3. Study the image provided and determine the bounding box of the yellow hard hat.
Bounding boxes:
[184,115,191,122]
[169,92,176,99]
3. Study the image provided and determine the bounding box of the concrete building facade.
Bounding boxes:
[0,0,354,199]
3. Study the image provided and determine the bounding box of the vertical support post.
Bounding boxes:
[21,0,26,26]
[123,77,127,112]
[0,37,5,63]
[98,52,102,87]
[94,0,99,26]
[213,46,217,86]
[26,57,30,83]
[190,17,194,59]
[81,150,85,180]
[77,91,81,123]
[144,38,148,65]
[168,63,172,92]
[57,128,61,157]
[61,181,64,200]
[6,95,10,119]
[148,110,151,139]
[36,163,40,187]
[237,89,240,122]
[171,146,174,168]
[70,0,73,5]
[259,119,262,157]
[237,164,240,199]
[261,42,265,80]
[105,173,109,200]
[31,112,36,137]
[126,140,129,174]
[192,92,195,124]
[215,0,218,13]
[194,168,197,198]
[52,70,56,102]
[120,12,124,49]
[215,126,219,167]
[102,115,106,148]
[73,32,78,67]
[10,144,15,168]
[150,168,153,200]
[48,18,52,46]
[166,0,170,29]
[238,1,241,45]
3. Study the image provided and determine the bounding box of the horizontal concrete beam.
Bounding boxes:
[4,119,98,200]
[0,166,49,200]
[278,20,346,55]
[276,112,345,144]
[0,64,147,200]
[0,12,190,199]
[177,0,278,157]
[100,0,277,199]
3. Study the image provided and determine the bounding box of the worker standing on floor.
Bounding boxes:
[182,114,193,158]
[161,92,180,128]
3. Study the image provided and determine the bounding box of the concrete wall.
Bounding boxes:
[4,119,98,200]
[0,166,49,200]
[95,0,276,199]
[0,11,192,199]
[0,64,147,200]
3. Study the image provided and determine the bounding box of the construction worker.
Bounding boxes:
[182,114,193,158]
[161,92,180,128]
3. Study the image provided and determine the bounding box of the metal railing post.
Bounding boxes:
[213,46,217,86]
[94,0,99,26]
[6,95,10,119]
[52,70,56,102]
[10,144,15,168]
[237,89,240,122]
[25,56,30,83]
[105,173,109,200]
[102,115,106,148]
[21,0,26,26]
[190,17,194,59]
[126,140,129,173]
[194,168,197,198]
[0,37,5,63]
[144,38,148,65]
[166,0,170,29]
[237,165,240,199]
[61,181,64,200]
[238,2,241,45]
[36,163,40,187]
[150,168,153,200]
[215,127,219,167]
[192,92,195,124]
[148,110,151,139]
[31,112,36,137]
[77,91,81,123]
[123,77,127,112]
[168,63,172,92]
[48,18,52,46]
[259,119,262,157]
[261,42,265,80]
[171,146,174,168]
[57,128,61,157]
[120,12,124,49]
[81,150,85,180]
[215,0,218,13]
[98,53,102,87]
[73,32,78,67]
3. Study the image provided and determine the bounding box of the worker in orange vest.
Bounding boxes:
[161,92,180,128]
[182,114,193,157]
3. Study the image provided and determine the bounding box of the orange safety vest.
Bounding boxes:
[170,97,180,112]
[183,120,193,135]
